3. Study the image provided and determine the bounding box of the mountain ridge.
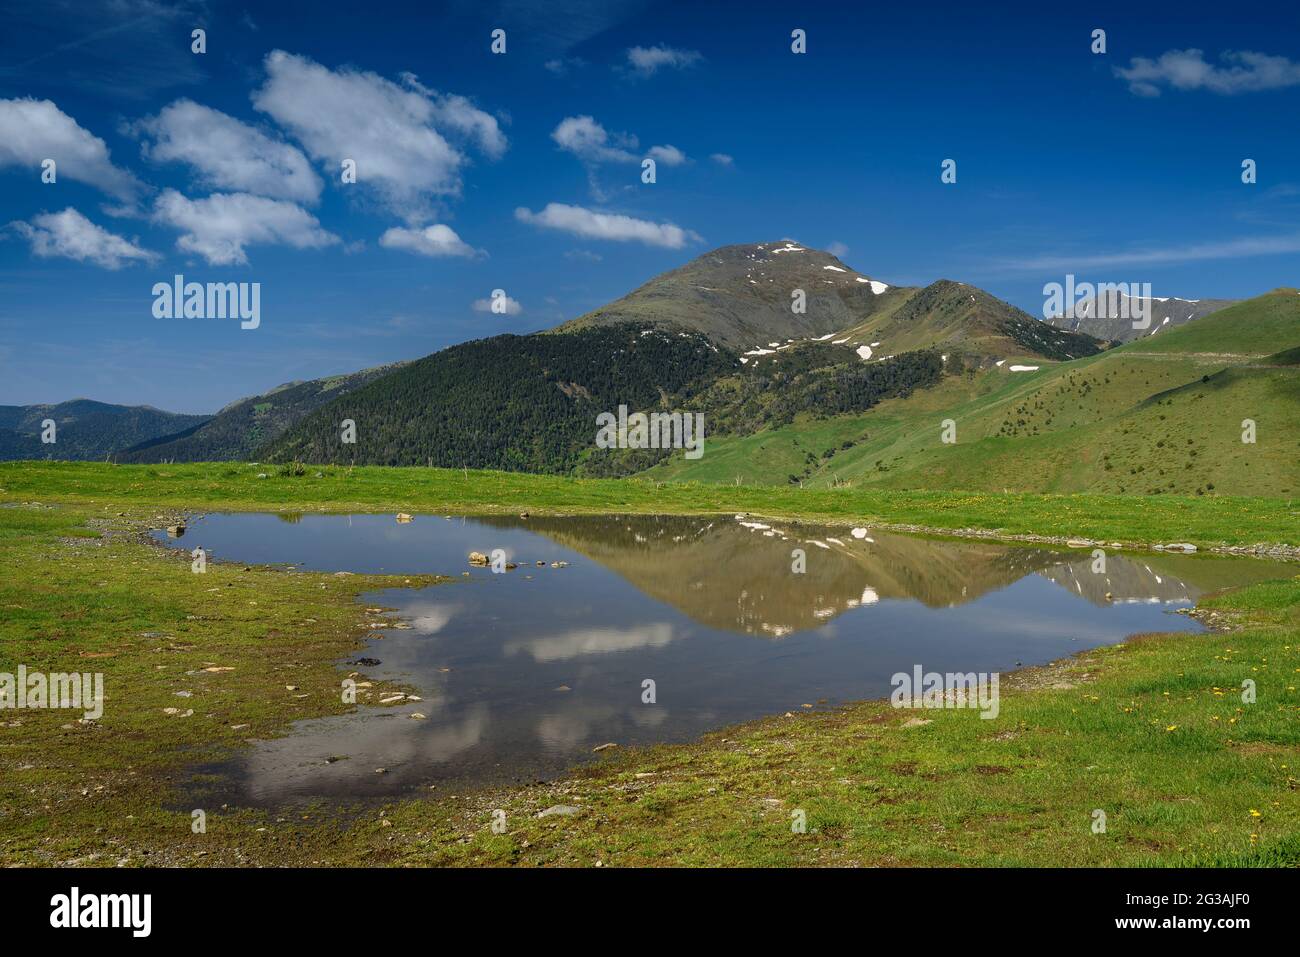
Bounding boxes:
[0,399,210,462]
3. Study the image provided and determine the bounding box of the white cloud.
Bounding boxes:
[995,232,1300,272]
[552,115,685,179]
[515,203,700,249]
[647,144,687,166]
[0,98,143,200]
[152,189,339,265]
[1116,49,1300,97]
[379,224,481,258]
[398,74,508,159]
[564,249,603,263]
[252,51,505,222]
[9,207,156,269]
[472,294,523,315]
[551,115,639,164]
[710,152,734,166]
[543,57,585,75]
[133,99,322,204]
[826,241,849,258]
[625,45,703,77]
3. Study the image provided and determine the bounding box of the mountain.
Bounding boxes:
[648,289,1300,496]
[1046,291,1237,342]
[263,243,1108,475]
[0,399,209,462]
[259,324,736,470]
[558,242,904,350]
[115,363,406,463]
[829,278,1103,363]
[43,242,1288,498]
[561,242,1104,364]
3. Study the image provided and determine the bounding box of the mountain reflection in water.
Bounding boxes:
[154,512,1288,805]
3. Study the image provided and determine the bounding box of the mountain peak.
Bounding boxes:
[559,241,899,349]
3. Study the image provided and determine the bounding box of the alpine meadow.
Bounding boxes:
[1,0,1298,936]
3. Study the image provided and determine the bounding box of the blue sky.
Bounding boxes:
[1,0,1298,413]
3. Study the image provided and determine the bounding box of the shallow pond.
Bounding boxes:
[153,512,1286,805]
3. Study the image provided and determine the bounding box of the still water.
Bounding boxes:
[153,512,1281,805]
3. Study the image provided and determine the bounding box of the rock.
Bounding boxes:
[468,551,489,565]
[256,473,267,479]
[537,805,581,818]
[553,685,571,692]
[519,512,529,519]
[901,717,933,727]
[592,742,618,752]
[1158,542,1198,553]
[395,513,413,523]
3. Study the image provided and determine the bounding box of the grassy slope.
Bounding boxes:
[1,460,1297,549]
[647,290,1300,496]
[0,476,1296,866]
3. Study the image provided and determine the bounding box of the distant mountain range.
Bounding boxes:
[0,399,208,461]
[7,243,1296,499]
[113,363,406,464]
[1045,291,1238,342]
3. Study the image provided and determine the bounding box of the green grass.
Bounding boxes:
[0,465,1297,866]
[1132,288,1300,355]
[0,502,440,865]
[1,460,1297,550]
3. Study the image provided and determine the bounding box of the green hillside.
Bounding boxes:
[646,289,1300,496]
[115,362,406,463]
[260,324,737,470]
